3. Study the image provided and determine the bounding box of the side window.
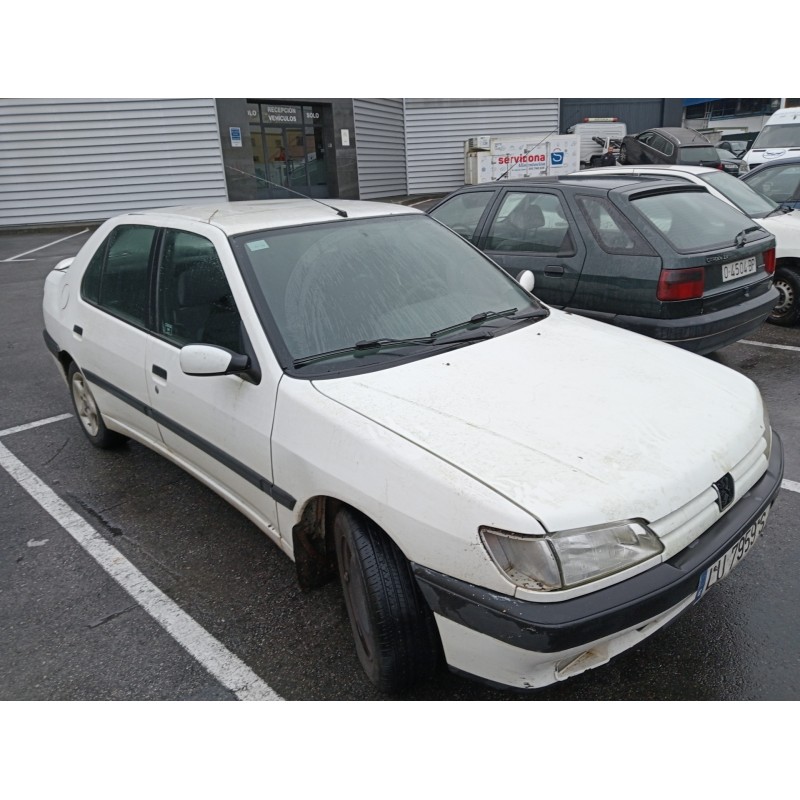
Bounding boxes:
[485,192,575,254]
[577,195,655,256]
[650,134,674,157]
[747,165,800,203]
[157,229,243,352]
[429,192,494,241]
[80,225,156,327]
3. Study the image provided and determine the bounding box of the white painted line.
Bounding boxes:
[0,441,282,701]
[740,339,800,354]
[783,479,800,494]
[1,228,90,262]
[0,413,73,439]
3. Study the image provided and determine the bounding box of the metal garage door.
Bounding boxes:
[353,99,407,200]
[404,98,559,194]
[0,98,228,226]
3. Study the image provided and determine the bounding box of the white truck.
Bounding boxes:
[567,119,628,168]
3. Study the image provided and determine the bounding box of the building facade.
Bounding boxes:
[1,97,680,227]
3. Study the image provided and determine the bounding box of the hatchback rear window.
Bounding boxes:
[631,191,762,252]
[677,146,719,165]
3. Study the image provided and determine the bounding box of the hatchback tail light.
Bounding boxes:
[657,267,705,301]
[764,248,776,274]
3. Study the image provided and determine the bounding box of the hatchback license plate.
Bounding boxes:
[721,256,756,282]
[695,506,770,601]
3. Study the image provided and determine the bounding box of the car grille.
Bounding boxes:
[650,430,770,559]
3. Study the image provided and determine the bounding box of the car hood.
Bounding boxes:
[312,312,763,532]
[756,211,800,256]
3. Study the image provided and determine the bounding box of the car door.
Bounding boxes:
[477,188,586,307]
[144,224,283,542]
[73,223,162,443]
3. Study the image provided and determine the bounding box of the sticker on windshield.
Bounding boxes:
[247,240,269,251]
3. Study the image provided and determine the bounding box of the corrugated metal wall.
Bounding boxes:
[353,99,407,199]
[404,98,559,194]
[0,98,228,226]
[559,99,670,136]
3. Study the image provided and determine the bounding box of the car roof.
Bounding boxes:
[578,164,715,177]
[121,199,421,236]
[743,156,800,177]
[455,175,672,191]
[643,127,712,145]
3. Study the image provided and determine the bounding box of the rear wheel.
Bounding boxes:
[768,267,800,326]
[68,362,128,448]
[619,144,629,164]
[334,506,440,693]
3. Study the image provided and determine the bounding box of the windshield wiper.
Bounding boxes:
[430,308,520,338]
[292,331,493,368]
[734,226,762,247]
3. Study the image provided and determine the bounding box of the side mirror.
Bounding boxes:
[54,258,74,272]
[518,270,535,292]
[180,344,250,377]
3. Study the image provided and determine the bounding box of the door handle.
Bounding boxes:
[545,265,565,277]
[152,365,167,380]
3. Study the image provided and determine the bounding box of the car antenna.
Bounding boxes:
[224,164,349,217]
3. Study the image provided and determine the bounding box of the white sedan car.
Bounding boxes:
[42,200,783,693]
[579,164,800,326]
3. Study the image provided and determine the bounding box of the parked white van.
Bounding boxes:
[744,107,800,169]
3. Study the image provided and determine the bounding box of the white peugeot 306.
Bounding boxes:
[42,200,783,693]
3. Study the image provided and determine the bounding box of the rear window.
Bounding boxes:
[631,191,763,252]
[677,146,720,165]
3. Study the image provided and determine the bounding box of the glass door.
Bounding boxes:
[247,102,330,199]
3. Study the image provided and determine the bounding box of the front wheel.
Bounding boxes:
[768,267,800,326]
[68,362,128,448]
[334,507,440,693]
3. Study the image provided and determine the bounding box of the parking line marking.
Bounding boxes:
[1,228,90,262]
[0,441,282,701]
[740,339,800,354]
[0,413,73,439]
[783,479,800,494]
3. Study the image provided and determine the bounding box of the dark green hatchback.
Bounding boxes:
[427,175,779,354]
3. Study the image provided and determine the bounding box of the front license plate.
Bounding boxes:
[721,256,756,282]
[695,506,771,601]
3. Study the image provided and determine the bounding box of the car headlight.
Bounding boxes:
[480,520,663,591]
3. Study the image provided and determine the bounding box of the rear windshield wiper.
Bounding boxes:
[734,225,762,247]
[292,331,494,368]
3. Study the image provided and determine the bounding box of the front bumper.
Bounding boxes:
[413,431,783,689]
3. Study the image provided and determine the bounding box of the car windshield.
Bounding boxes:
[631,190,761,252]
[699,169,778,218]
[752,124,800,149]
[232,214,542,371]
[677,146,719,165]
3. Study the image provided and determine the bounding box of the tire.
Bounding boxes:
[68,362,128,448]
[333,506,440,693]
[619,144,629,164]
[768,267,800,327]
